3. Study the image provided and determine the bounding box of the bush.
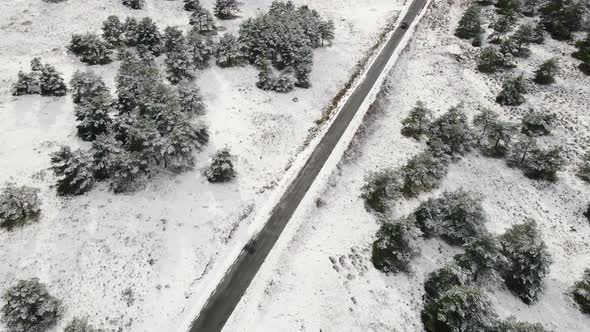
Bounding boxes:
[454,232,507,282]
[571,268,590,314]
[70,70,110,105]
[206,148,237,183]
[401,150,449,197]
[499,219,552,304]
[50,146,96,196]
[533,58,558,84]
[496,75,527,106]
[428,106,474,155]
[492,316,550,332]
[360,169,403,213]
[0,183,41,230]
[424,261,472,300]
[64,317,98,332]
[1,279,62,332]
[401,101,433,140]
[455,5,483,40]
[414,189,487,244]
[39,64,67,96]
[68,33,113,65]
[422,286,497,332]
[521,110,556,136]
[122,0,144,10]
[371,216,422,273]
[578,152,590,182]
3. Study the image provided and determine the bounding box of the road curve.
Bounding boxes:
[189,0,429,330]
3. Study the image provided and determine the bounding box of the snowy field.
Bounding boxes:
[224,0,590,331]
[0,0,408,331]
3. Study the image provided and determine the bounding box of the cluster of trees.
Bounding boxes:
[11,58,67,97]
[50,52,209,195]
[239,1,335,91]
[0,183,41,230]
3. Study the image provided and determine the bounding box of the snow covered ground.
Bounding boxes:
[0,0,408,331]
[223,0,590,331]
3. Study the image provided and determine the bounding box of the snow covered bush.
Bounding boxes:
[427,105,474,156]
[187,28,214,69]
[1,278,62,332]
[70,70,110,105]
[400,150,449,197]
[496,74,527,106]
[68,33,113,65]
[64,317,99,332]
[473,109,518,157]
[499,219,552,304]
[206,148,236,183]
[11,71,40,96]
[122,0,144,10]
[571,268,590,314]
[214,0,242,19]
[492,316,550,332]
[539,0,586,40]
[102,15,124,47]
[39,64,67,96]
[424,261,473,300]
[454,232,507,282]
[533,58,558,84]
[577,152,590,182]
[0,183,41,230]
[414,189,487,244]
[421,286,497,332]
[371,216,422,273]
[360,168,403,213]
[455,4,482,41]
[74,94,113,141]
[401,101,433,140]
[50,146,96,196]
[215,33,243,67]
[520,110,556,136]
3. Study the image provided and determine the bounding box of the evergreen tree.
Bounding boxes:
[184,0,203,11]
[573,33,590,74]
[401,101,433,139]
[294,58,313,88]
[50,146,96,196]
[177,83,205,115]
[39,64,67,96]
[102,15,124,47]
[372,215,422,273]
[215,33,243,67]
[214,0,242,19]
[522,145,565,181]
[0,183,41,230]
[424,261,472,300]
[122,0,144,10]
[256,60,277,91]
[401,150,449,197]
[522,0,541,16]
[68,33,113,65]
[115,51,160,113]
[428,105,474,155]
[510,24,535,57]
[30,57,43,72]
[496,0,522,16]
[319,19,335,46]
[499,219,552,304]
[506,135,537,168]
[158,110,209,170]
[122,17,140,46]
[1,279,62,332]
[64,317,98,332]
[70,70,110,104]
[422,286,497,332]
[205,148,236,182]
[360,168,403,213]
[533,58,558,84]
[496,75,527,106]
[11,70,40,96]
[414,189,487,244]
[489,15,516,44]
[165,47,196,84]
[571,268,590,314]
[473,110,517,157]
[74,94,113,141]
[455,5,483,40]
[477,46,515,73]
[577,151,590,183]
[454,232,507,282]
[521,110,556,136]
[492,316,549,332]
[540,0,586,40]
[163,26,186,53]
[187,28,214,68]
[274,70,296,93]
[136,17,163,56]
[190,7,216,33]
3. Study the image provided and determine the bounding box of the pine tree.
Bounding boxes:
[510,24,535,57]
[573,33,590,75]
[360,168,403,213]
[521,110,556,136]
[122,0,144,10]
[540,0,586,40]
[493,316,550,331]
[507,135,537,168]
[422,286,497,332]
[474,111,517,157]
[319,19,335,46]
[64,317,98,332]
[102,15,124,47]
[165,48,196,84]
[158,110,209,170]
[70,70,110,104]
[214,0,242,19]
[496,75,527,106]
[577,151,590,183]
[39,64,67,96]
[371,215,422,273]
[401,101,433,139]
[74,94,113,141]
[454,232,507,282]
[489,15,516,44]
[11,70,40,96]
[215,33,243,67]
[50,146,96,196]
[30,57,43,72]
[177,83,205,115]
[115,52,159,113]
[499,219,552,304]
[1,279,62,332]
[68,33,113,65]
[522,0,541,16]
[122,17,140,46]
[206,148,236,182]
[571,268,590,314]
[136,17,163,56]
[190,7,216,33]
[184,0,203,11]
[428,105,474,155]
[274,70,296,93]
[533,58,558,84]
[424,261,473,300]
[522,145,565,181]
[187,28,214,68]
[256,60,277,91]
[496,0,522,16]
[294,60,313,88]
[0,183,41,230]
[455,5,483,40]
[401,150,449,197]
[414,189,487,244]
[163,26,186,53]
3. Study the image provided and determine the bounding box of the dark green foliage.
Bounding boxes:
[573,33,590,75]
[455,232,507,281]
[256,60,295,92]
[165,48,196,84]
[401,150,449,197]
[499,220,552,304]
[214,0,242,19]
[39,64,67,96]
[215,33,243,67]
[521,110,556,136]
[206,148,236,182]
[64,317,99,332]
[68,33,113,65]
[70,70,110,105]
[371,216,422,273]
[495,0,522,16]
[184,0,202,11]
[319,19,335,46]
[178,83,205,115]
[533,58,558,84]
[414,189,487,244]
[489,15,516,43]
[491,316,550,331]
[122,0,144,10]
[102,15,124,47]
[540,0,586,40]
[115,51,160,113]
[510,24,535,57]
[577,152,590,182]
[455,5,483,40]
[571,268,590,314]
[360,169,403,213]
[422,286,497,332]
[190,6,216,33]
[584,204,590,222]
[122,17,140,46]
[187,28,214,68]
[136,17,163,56]
[522,0,542,16]
[1,279,62,332]
[401,101,433,139]
[74,94,113,141]
[496,75,527,106]
[50,146,96,196]
[477,46,515,73]
[473,109,518,157]
[428,106,474,155]
[163,26,186,53]
[11,71,40,96]
[424,261,472,300]
[0,183,41,230]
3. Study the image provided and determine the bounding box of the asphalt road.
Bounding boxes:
[188,1,429,330]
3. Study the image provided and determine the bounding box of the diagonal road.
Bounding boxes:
[189,0,428,330]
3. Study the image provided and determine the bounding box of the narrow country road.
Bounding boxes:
[189,0,429,330]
